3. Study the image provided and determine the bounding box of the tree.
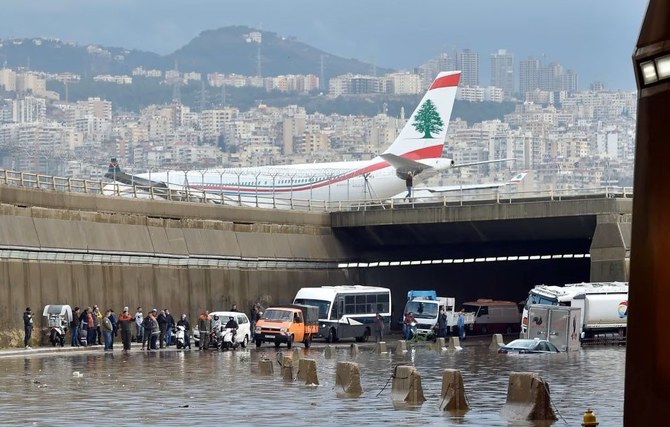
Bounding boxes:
[412,99,444,138]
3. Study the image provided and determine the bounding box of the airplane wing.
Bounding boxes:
[389,172,528,199]
[424,172,528,193]
[453,158,515,168]
[104,170,169,189]
[379,153,435,173]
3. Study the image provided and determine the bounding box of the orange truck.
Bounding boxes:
[254,304,319,349]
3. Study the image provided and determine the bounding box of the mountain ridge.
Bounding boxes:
[0,25,392,79]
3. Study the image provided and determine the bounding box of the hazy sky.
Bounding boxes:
[0,0,649,89]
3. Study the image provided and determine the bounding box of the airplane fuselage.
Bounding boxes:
[138,155,445,203]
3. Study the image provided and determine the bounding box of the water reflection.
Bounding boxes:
[0,344,624,426]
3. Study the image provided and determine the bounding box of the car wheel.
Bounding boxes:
[304,334,312,348]
[327,328,336,343]
[506,327,512,334]
[255,339,262,348]
[287,335,293,349]
[241,335,248,348]
[481,326,488,335]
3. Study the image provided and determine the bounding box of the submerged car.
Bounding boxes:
[497,338,560,354]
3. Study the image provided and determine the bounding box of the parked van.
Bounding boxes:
[461,299,521,335]
[254,304,319,349]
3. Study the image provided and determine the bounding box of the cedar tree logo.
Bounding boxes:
[412,99,444,138]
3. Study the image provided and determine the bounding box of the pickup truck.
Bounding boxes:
[254,304,319,349]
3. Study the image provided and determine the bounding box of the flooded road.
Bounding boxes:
[0,342,624,426]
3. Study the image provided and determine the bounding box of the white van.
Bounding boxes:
[461,299,521,335]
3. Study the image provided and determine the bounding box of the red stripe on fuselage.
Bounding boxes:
[430,73,460,90]
[188,143,444,194]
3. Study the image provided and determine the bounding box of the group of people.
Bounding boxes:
[132,307,192,351]
[61,305,190,352]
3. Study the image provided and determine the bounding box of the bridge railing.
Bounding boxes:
[0,168,633,212]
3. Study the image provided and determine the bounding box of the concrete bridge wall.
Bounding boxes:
[0,186,350,347]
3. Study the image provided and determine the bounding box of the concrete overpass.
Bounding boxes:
[330,194,631,314]
[0,182,630,346]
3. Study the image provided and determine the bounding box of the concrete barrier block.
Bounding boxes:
[375,341,388,353]
[292,348,301,365]
[335,361,363,397]
[258,359,274,376]
[281,357,294,382]
[324,345,335,359]
[500,372,557,422]
[350,343,359,356]
[436,337,446,349]
[391,365,426,405]
[490,334,505,351]
[299,358,319,386]
[439,369,469,411]
[448,336,463,351]
[395,340,407,353]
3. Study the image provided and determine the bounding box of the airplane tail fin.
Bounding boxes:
[382,70,460,159]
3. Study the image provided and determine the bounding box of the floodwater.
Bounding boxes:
[0,341,624,426]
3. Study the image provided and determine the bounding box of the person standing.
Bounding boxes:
[102,310,114,351]
[250,303,260,343]
[141,311,153,350]
[149,309,160,350]
[93,305,103,345]
[437,307,448,338]
[23,307,33,349]
[457,309,466,341]
[118,307,133,351]
[70,307,80,347]
[86,307,96,346]
[165,309,175,347]
[405,171,414,200]
[134,307,143,343]
[230,303,238,312]
[198,310,211,350]
[109,309,118,349]
[79,307,89,346]
[157,310,167,349]
[374,312,384,343]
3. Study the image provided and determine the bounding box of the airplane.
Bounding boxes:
[104,70,512,207]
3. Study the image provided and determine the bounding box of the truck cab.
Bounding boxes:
[403,290,474,337]
[254,304,319,349]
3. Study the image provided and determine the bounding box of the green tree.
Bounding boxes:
[412,99,444,138]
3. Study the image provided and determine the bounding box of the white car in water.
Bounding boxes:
[193,311,251,349]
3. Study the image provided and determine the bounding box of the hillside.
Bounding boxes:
[0,26,389,79]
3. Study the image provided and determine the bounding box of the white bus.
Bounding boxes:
[293,285,391,342]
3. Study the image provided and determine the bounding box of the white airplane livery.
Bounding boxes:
[105,70,509,206]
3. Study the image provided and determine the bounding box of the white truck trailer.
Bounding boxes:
[521,281,629,342]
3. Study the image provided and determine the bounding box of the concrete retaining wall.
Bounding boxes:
[0,186,350,348]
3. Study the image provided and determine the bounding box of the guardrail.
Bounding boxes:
[0,169,633,213]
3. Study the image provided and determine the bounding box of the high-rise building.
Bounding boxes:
[457,49,480,86]
[519,57,541,97]
[490,49,515,97]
